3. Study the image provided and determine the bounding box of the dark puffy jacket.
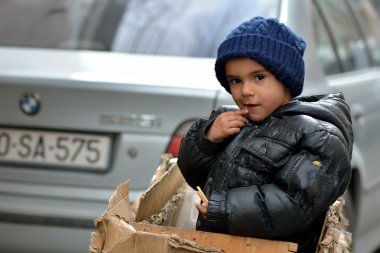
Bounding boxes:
[177,93,353,252]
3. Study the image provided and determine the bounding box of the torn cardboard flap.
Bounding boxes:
[99,216,136,253]
[135,159,186,225]
[90,181,133,253]
[89,156,298,253]
[317,197,352,253]
[135,154,198,229]
[104,181,131,220]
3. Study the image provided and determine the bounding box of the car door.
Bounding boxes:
[312,0,380,252]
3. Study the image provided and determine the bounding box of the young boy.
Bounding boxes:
[177,17,353,252]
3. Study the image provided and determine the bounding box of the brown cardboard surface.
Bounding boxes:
[89,156,298,253]
[132,222,298,253]
[89,181,132,253]
[135,158,186,224]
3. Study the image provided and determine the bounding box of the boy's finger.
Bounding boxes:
[220,111,248,121]
[228,115,249,125]
[223,109,248,116]
[194,201,201,209]
[232,109,248,115]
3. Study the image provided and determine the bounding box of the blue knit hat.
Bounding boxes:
[215,17,306,97]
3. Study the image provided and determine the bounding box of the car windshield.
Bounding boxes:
[0,0,280,57]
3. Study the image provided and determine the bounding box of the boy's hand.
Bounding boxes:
[206,109,248,141]
[195,201,208,219]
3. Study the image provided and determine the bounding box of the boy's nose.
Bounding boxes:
[241,82,254,96]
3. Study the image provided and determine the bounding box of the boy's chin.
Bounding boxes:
[247,114,267,123]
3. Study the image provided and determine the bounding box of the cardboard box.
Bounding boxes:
[130,222,298,253]
[89,156,298,253]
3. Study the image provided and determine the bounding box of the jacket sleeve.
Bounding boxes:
[177,108,229,189]
[204,124,352,238]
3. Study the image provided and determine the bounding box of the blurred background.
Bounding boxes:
[1,0,380,252]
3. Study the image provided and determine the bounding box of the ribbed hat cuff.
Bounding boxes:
[215,34,304,97]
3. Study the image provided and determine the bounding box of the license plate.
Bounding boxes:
[0,127,111,171]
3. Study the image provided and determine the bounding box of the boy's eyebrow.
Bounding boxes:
[226,69,268,78]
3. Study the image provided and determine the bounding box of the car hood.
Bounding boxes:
[0,46,221,91]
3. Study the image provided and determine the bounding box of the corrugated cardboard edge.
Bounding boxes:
[89,181,132,253]
[317,196,352,253]
[130,230,224,253]
[132,222,298,253]
[168,234,223,253]
[135,160,186,224]
[143,183,188,226]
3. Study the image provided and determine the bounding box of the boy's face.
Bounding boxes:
[225,57,292,123]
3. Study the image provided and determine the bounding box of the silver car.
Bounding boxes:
[1,0,380,252]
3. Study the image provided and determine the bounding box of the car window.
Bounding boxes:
[0,0,115,50]
[0,0,280,58]
[315,0,371,72]
[351,0,380,66]
[312,3,342,75]
[371,0,380,11]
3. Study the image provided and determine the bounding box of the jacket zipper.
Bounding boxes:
[286,154,305,191]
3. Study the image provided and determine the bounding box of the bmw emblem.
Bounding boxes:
[20,93,41,116]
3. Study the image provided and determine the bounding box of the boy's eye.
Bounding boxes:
[256,74,265,81]
[228,78,241,85]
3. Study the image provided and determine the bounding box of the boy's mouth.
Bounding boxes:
[244,103,260,108]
